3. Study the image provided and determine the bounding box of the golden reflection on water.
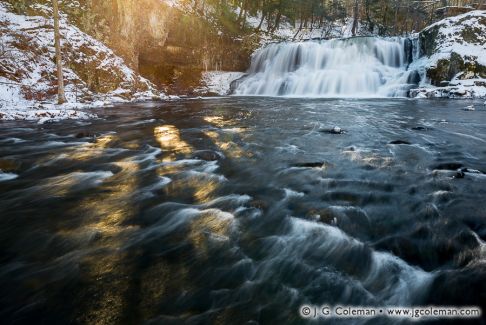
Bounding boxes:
[56,120,247,321]
[203,130,248,159]
[193,178,220,202]
[57,159,141,324]
[70,134,116,161]
[188,209,234,258]
[31,116,257,322]
[203,116,226,126]
[154,125,192,160]
[76,161,139,244]
[160,172,221,204]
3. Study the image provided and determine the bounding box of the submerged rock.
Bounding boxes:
[321,126,345,134]
[0,159,21,172]
[292,162,332,169]
[431,163,485,178]
[75,131,96,139]
[432,163,464,171]
[389,140,412,145]
[411,126,429,131]
[191,150,224,161]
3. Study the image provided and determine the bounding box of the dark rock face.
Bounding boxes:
[404,38,414,65]
[229,75,249,94]
[407,70,421,85]
[426,52,465,86]
[419,25,440,57]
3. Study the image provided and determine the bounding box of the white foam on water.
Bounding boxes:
[0,171,18,182]
[33,171,114,196]
[283,188,305,199]
[0,137,26,144]
[269,217,434,305]
[135,176,172,200]
[133,207,237,244]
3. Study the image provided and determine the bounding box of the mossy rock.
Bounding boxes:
[426,52,464,86]
[461,26,484,44]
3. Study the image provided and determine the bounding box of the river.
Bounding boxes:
[0,97,485,324]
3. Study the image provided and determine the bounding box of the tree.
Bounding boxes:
[52,0,66,104]
[351,0,359,36]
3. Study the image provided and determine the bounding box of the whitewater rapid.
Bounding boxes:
[233,37,421,98]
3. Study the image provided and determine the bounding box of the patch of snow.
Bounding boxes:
[196,71,245,96]
[410,79,486,99]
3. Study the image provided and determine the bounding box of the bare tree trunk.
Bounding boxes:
[271,11,282,32]
[351,0,359,36]
[292,16,304,40]
[52,0,66,105]
[256,11,266,31]
[394,0,400,34]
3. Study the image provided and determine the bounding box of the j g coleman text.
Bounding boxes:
[299,305,482,320]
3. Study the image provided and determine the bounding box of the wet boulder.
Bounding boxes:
[320,126,345,134]
[389,140,412,145]
[191,150,224,161]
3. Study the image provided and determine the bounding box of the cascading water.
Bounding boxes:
[233,37,421,97]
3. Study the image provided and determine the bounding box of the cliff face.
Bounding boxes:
[73,0,171,69]
[74,0,252,94]
[5,0,253,94]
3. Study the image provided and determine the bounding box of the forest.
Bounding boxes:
[193,0,485,36]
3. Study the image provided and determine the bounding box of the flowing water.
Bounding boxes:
[233,37,420,97]
[0,98,486,324]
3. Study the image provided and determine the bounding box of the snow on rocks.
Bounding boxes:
[0,107,96,124]
[410,79,486,99]
[0,2,164,122]
[196,71,245,96]
[409,10,486,99]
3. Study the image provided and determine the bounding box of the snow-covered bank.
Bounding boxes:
[0,2,164,122]
[196,71,245,96]
[0,106,96,124]
[409,10,486,98]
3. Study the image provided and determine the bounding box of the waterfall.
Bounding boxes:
[232,37,420,98]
